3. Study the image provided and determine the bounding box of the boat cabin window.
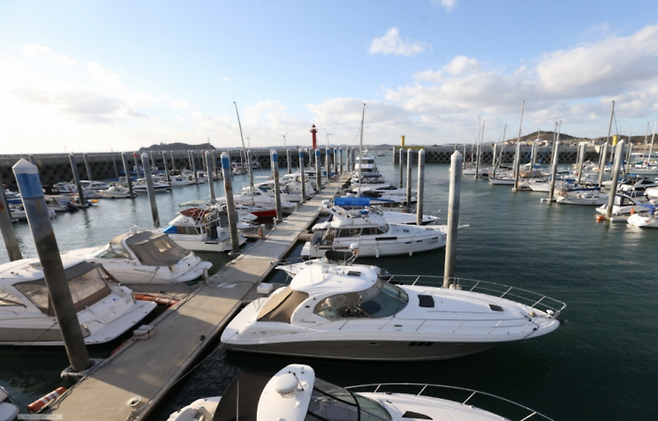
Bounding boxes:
[14,266,112,315]
[314,279,408,320]
[0,288,23,306]
[306,378,391,421]
[91,242,131,259]
[256,287,309,324]
[362,227,387,236]
[337,228,361,238]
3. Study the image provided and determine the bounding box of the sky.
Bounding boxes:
[1,0,658,154]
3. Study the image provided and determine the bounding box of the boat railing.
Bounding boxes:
[390,275,566,317]
[345,383,554,421]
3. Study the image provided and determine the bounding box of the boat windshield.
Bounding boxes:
[0,288,23,306]
[91,242,131,259]
[313,279,408,320]
[305,378,391,421]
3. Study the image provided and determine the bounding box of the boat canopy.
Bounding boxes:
[13,262,112,316]
[123,231,190,266]
[334,197,370,207]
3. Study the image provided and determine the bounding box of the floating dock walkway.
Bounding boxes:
[48,174,350,421]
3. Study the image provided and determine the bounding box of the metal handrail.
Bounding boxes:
[345,383,554,421]
[398,275,566,317]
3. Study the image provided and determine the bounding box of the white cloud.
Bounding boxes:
[441,0,456,12]
[382,24,658,139]
[171,99,194,110]
[222,76,231,82]
[20,44,77,66]
[368,28,431,56]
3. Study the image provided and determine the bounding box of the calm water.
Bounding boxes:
[2,159,658,420]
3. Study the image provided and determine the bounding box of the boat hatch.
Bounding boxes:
[402,411,432,420]
[418,295,435,308]
[257,287,309,323]
[489,304,504,312]
[347,271,361,277]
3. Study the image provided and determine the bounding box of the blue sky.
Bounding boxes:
[1,0,658,153]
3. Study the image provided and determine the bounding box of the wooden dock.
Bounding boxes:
[48,174,349,421]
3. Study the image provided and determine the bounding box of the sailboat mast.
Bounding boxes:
[233,101,254,194]
[357,103,366,188]
[648,117,658,167]
[513,100,525,189]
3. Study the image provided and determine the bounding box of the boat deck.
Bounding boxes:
[48,173,350,421]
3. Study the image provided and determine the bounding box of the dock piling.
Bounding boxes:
[416,149,425,225]
[141,153,160,228]
[315,149,322,191]
[13,159,92,372]
[398,148,404,188]
[82,153,92,180]
[406,148,413,207]
[205,151,216,201]
[443,151,462,288]
[271,150,282,222]
[299,149,306,203]
[162,151,171,184]
[606,140,625,219]
[69,153,86,207]
[221,153,241,255]
[576,142,586,184]
[548,122,561,202]
[597,143,609,186]
[0,179,22,261]
[286,149,292,175]
[513,142,521,190]
[350,148,355,173]
[339,148,343,173]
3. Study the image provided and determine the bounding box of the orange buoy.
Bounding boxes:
[596,215,606,222]
[27,387,67,413]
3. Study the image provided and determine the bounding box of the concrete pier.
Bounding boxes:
[49,172,351,421]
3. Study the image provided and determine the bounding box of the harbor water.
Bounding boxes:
[1,158,657,420]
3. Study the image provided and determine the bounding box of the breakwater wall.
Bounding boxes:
[0,145,598,190]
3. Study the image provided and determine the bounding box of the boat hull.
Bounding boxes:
[224,339,501,361]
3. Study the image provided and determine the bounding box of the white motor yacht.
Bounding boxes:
[79,180,111,191]
[627,205,658,228]
[0,258,156,346]
[61,229,212,284]
[555,188,608,205]
[133,178,171,193]
[311,198,439,228]
[219,189,295,215]
[280,173,316,196]
[97,184,136,199]
[167,363,554,421]
[221,264,565,361]
[301,201,446,258]
[596,193,653,219]
[163,207,247,252]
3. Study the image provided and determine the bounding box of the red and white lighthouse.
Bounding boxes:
[310,124,318,149]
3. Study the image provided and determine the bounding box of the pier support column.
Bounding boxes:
[205,151,216,201]
[406,148,413,207]
[69,154,86,207]
[315,149,322,190]
[13,159,92,372]
[286,149,292,175]
[299,149,306,203]
[444,151,462,288]
[598,142,609,187]
[271,150,282,222]
[141,153,160,228]
[221,153,241,254]
[513,142,521,190]
[339,148,343,173]
[606,141,625,220]
[398,148,404,188]
[576,142,586,184]
[82,153,92,180]
[162,151,171,184]
[416,149,425,225]
[548,123,561,202]
[0,179,22,261]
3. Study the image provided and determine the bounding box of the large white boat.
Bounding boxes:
[627,205,658,228]
[301,202,446,258]
[0,258,156,346]
[596,193,653,219]
[312,197,440,227]
[163,207,247,252]
[167,363,554,421]
[61,229,212,284]
[555,188,608,206]
[132,177,171,193]
[97,184,136,199]
[220,264,565,361]
[79,180,111,191]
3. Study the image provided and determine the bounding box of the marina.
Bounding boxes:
[1,154,658,420]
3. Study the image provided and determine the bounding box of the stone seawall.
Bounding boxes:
[1,145,599,190]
